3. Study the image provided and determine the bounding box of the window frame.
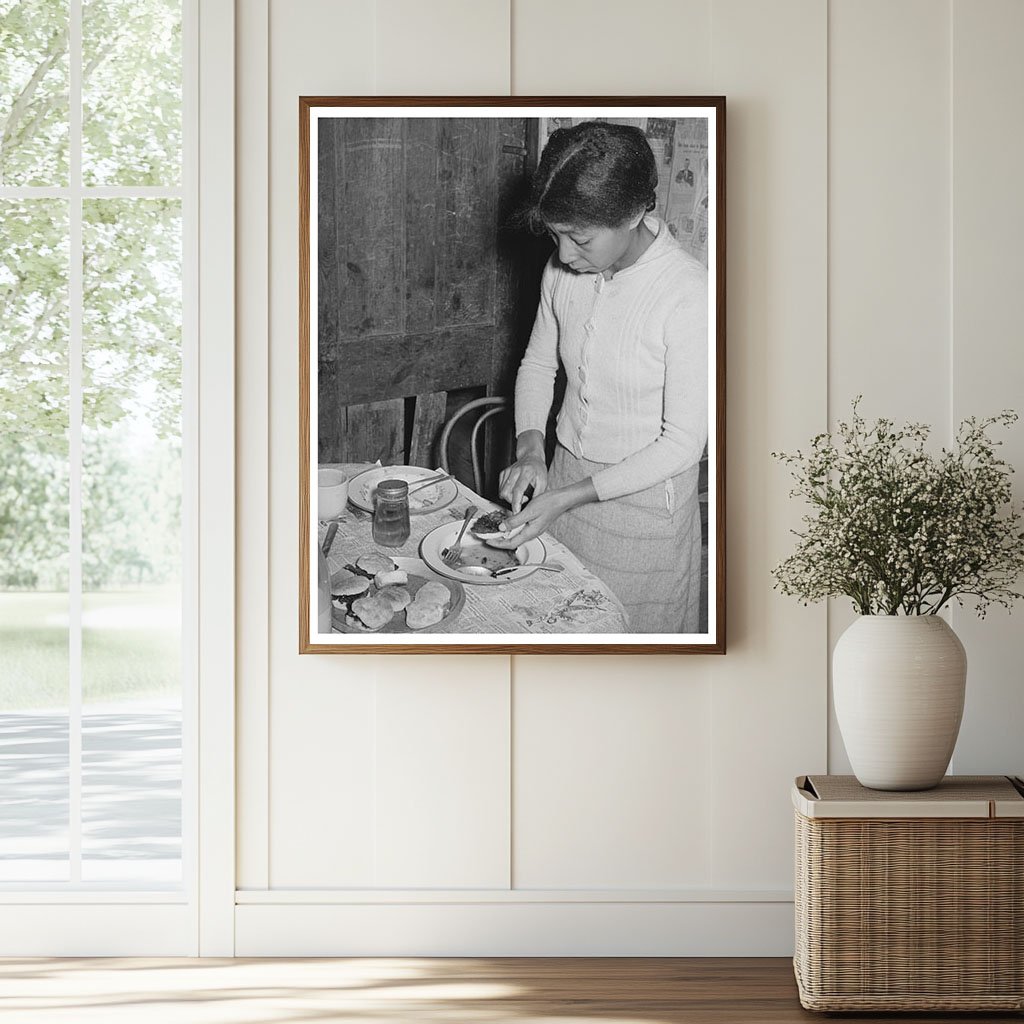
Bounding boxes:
[0,0,235,955]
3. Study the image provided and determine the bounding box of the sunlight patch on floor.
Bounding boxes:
[0,958,679,1024]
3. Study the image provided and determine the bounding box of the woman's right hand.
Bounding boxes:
[499,452,548,514]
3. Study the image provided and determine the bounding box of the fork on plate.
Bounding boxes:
[407,471,451,495]
[441,505,478,567]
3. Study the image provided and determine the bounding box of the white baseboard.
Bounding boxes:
[0,904,196,956]
[235,897,795,956]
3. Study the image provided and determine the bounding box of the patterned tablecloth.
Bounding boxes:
[319,464,628,635]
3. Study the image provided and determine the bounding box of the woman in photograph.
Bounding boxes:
[493,120,709,633]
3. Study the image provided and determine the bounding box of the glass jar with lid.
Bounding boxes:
[372,478,411,547]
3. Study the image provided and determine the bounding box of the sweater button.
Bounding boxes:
[584,320,595,332]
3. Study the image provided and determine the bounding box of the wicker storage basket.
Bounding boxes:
[793,775,1024,1012]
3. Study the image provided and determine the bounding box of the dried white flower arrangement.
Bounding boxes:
[772,400,1024,616]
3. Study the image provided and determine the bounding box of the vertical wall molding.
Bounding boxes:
[236,0,271,893]
[198,0,237,955]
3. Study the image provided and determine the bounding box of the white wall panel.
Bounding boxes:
[374,661,510,888]
[270,675,378,887]
[513,658,713,889]
[829,0,951,423]
[949,0,1024,777]
[375,0,510,94]
[707,0,828,889]
[827,0,952,774]
[512,0,711,94]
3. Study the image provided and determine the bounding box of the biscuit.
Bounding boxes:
[351,594,395,630]
[470,509,525,541]
[357,553,396,575]
[404,580,451,630]
[470,510,508,536]
[377,585,412,612]
[417,581,451,607]
[331,570,371,597]
[374,568,409,589]
[406,600,445,629]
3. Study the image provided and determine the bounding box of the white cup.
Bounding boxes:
[318,468,349,520]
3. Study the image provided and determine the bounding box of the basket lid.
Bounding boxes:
[793,775,1024,819]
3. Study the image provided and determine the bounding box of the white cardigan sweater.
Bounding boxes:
[514,216,709,501]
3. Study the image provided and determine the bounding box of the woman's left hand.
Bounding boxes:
[488,477,598,548]
[485,489,571,549]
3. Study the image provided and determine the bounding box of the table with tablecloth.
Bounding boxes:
[319,463,628,634]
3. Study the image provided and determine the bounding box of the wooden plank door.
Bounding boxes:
[317,116,538,475]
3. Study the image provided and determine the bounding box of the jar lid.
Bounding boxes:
[376,478,409,497]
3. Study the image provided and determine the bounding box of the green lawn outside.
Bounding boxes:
[0,590,181,710]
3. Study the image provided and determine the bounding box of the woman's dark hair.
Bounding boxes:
[520,121,658,233]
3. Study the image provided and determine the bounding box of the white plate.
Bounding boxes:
[348,465,459,515]
[420,521,547,586]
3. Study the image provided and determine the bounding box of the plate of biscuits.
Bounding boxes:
[329,553,465,633]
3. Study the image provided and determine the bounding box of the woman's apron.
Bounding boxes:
[546,444,704,633]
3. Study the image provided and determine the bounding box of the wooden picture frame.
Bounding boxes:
[300,97,726,654]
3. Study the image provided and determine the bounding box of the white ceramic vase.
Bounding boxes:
[833,615,967,791]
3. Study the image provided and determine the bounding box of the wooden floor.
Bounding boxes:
[0,957,1019,1023]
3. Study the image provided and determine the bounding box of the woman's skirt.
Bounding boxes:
[546,445,704,633]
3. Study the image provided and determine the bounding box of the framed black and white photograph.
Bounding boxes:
[299,97,725,654]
